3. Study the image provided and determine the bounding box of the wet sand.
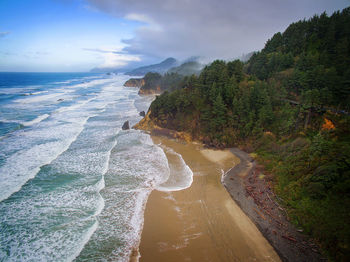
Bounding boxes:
[138,137,280,262]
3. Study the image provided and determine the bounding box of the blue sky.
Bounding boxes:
[0,0,144,72]
[0,0,349,72]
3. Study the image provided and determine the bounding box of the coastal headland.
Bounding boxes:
[133,114,324,262]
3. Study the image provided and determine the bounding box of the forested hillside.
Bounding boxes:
[144,8,350,261]
[138,72,184,94]
[247,8,350,109]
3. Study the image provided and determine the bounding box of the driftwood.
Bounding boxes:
[282,235,297,242]
[253,207,266,220]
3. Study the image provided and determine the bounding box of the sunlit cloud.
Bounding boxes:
[125,13,162,31]
[83,47,141,69]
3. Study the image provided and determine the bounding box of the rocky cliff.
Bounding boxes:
[133,111,192,142]
[123,78,145,87]
[138,85,162,95]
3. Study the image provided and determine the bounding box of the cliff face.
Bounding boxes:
[123,78,145,87]
[133,111,155,130]
[138,85,162,95]
[133,111,192,142]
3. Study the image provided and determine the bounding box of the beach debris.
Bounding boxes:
[282,235,297,242]
[122,120,130,130]
[253,207,266,220]
[139,111,146,117]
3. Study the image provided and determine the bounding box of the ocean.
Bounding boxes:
[0,72,193,261]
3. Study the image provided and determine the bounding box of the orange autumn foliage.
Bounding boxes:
[322,118,335,130]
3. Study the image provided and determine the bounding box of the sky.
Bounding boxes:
[0,0,349,72]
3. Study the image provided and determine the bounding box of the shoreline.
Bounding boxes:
[137,136,281,262]
[133,115,324,261]
[222,148,325,262]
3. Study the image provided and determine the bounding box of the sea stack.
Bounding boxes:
[122,120,130,130]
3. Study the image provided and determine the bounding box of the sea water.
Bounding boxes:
[0,73,193,261]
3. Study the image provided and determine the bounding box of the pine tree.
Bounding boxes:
[211,94,227,132]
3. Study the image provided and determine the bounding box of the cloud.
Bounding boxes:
[0,32,10,38]
[87,0,349,61]
[83,47,141,69]
[125,13,162,31]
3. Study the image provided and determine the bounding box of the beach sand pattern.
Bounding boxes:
[139,137,281,262]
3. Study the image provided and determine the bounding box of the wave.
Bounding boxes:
[156,146,194,192]
[71,128,120,261]
[0,115,90,203]
[0,75,154,261]
[15,92,63,104]
[55,97,97,113]
[74,131,169,261]
[0,118,21,124]
[23,90,49,96]
[21,114,50,126]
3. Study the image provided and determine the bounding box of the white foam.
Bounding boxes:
[0,74,158,261]
[0,104,127,262]
[22,114,50,126]
[68,220,99,262]
[23,90,49,96]
[0,122,86,202]
[156,146,194,192]
[66,78,116,90]
[0,118,21,124]
[74,129,170,261]
[0,77,135,203]
[15,92,64,103]
[55,97,97,113]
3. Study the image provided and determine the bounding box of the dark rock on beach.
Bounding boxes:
[139,111,145,117]
[122,121,130,130]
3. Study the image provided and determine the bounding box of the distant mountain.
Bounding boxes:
[168,61,203,76]
[125,58,178,76]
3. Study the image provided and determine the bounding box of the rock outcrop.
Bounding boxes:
[133,111,192,143]
[138,85,162,95]
[123,78,145,87]
[122,121,130,130]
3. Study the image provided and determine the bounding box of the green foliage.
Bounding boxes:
[256,129,350,260]
[142,72,183,92]
[168,61,203,76]
[247,7,350,108]
[146,8,350,260]
[142,72,162,90]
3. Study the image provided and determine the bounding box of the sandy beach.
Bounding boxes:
[138,137,281,262]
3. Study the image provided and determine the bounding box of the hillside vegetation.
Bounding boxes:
[137,72,184,94]
[131,61,203,94]
[144,8,350,261]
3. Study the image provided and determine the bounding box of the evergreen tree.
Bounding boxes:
[211,94,227,132]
